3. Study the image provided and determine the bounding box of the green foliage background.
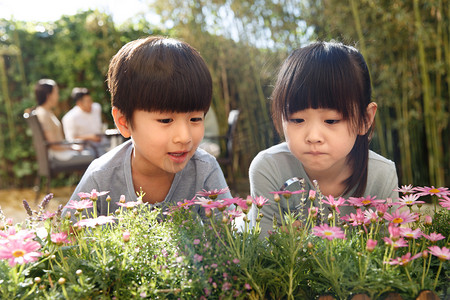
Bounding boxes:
[0,0,448,190]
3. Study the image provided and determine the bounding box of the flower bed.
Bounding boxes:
[0,185,449,299]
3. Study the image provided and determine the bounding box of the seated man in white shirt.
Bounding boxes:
[62,87,109,156]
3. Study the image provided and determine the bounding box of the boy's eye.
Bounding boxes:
[325,120,340,124]
[289,118,304,124]
[158,119,173,124]
[191,117,204,122]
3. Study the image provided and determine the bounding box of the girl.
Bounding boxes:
[34,79,95,164]
[249,41,398,236]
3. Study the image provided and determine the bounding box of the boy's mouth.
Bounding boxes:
[168,151,189,163]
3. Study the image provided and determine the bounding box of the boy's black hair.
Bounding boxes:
[271,41,373,197]
[34,79,57,106]
[107,36,212,124]
[71,87,90,105]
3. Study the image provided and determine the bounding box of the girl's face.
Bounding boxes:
[113,108,205,176]
[283,108,359,177]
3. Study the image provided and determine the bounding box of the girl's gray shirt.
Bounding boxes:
[249,142,399,236]
[63,140,231,220]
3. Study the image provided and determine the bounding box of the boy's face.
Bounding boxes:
[115,109,205,176]
[78,95,93,113]
[282,108,358,178]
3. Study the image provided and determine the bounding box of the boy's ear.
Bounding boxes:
[112,106,131,138]
[359,102,377,135]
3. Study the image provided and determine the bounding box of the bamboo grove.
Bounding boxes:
[0,0,448,190]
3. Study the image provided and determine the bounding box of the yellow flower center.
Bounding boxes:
[429,188,440,193]
[12,250,25,258]
[362,200,371,205]
[393,217,403,224]
[324,231,332,236]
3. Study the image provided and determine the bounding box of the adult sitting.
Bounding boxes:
[62,87,109,156]
[34,79,96,165]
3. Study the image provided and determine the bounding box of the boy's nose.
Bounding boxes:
[173,123,192,144]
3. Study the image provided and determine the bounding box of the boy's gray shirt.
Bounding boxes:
[249,142,399,236]
[63,140,231,220]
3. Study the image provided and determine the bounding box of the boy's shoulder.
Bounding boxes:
[191,147,219,166]
[87,140,132,174]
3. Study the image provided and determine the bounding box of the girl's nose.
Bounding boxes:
[305,126,323,144]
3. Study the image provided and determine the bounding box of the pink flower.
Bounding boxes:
[424,215,433,226]
[41,211,56,220]
[394,194,425,207]
[399,228,422,240]
[226,209,243,220]
[196,188,229,199]
[51,232,71,246]
[347,195,385,208]
[341,209,366,226]
[0,239,42,266]
[383,209,418,225]
[428,246,450,261]
[0,228,35,241]
[394,185,415,194]
[65,199,94,211]
[363,209,379,223]
[116,201,142,209]
[244,283,252,290]
[413,186,449,197]
[194,197,224,209]
[74,216,115,228]
[313,224,346,241]
[439,195,450,210]
[176,198,196,210]
[308,190,316,200]
[383,237,408,249]
[322,195,347,214]
[422,232,445,242]
[194,253,203,262]
[388,223,401,240]
[193,239,200,245]
[270,190,305,199]
[366,239,378,252]
[386,252,422,266]
[77,189,109,200]
[251,196,270,209]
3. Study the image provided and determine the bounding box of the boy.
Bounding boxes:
[63,36,231,219]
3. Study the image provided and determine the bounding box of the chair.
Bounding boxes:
[24,111,95,201]
[207,110,240,193]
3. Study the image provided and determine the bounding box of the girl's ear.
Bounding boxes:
[112,106,131,138]
[359,102,377,135]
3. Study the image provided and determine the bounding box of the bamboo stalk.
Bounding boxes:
[413,0,444,186]
[350,0,388,158]
[0,55,16,143]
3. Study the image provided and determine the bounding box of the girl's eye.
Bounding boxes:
[289,118,304,124]
[158,119,173,124]
[325,120,340,124]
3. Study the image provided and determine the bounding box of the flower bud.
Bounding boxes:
[205,208,212,218]
[123,231,131,243]
[307,242,314,249]
[273,194,281,203]
[119,195,126,203]
[424,215,432,226]
[366,239,377,252]
[106,195,111,203]
[34,277,42,284]
[65,212,71,220]
[222,215,228,224]
[58,278,66,285]
[246,196,253,208]
[76,269,83,276]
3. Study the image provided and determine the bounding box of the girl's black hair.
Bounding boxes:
[34,79,57,106]
[107,36,212,125]
[271,41,373,196]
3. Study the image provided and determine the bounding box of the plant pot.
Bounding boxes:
[416,290,440,300]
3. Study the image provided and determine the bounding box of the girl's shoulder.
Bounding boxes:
[368,150,396,168]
